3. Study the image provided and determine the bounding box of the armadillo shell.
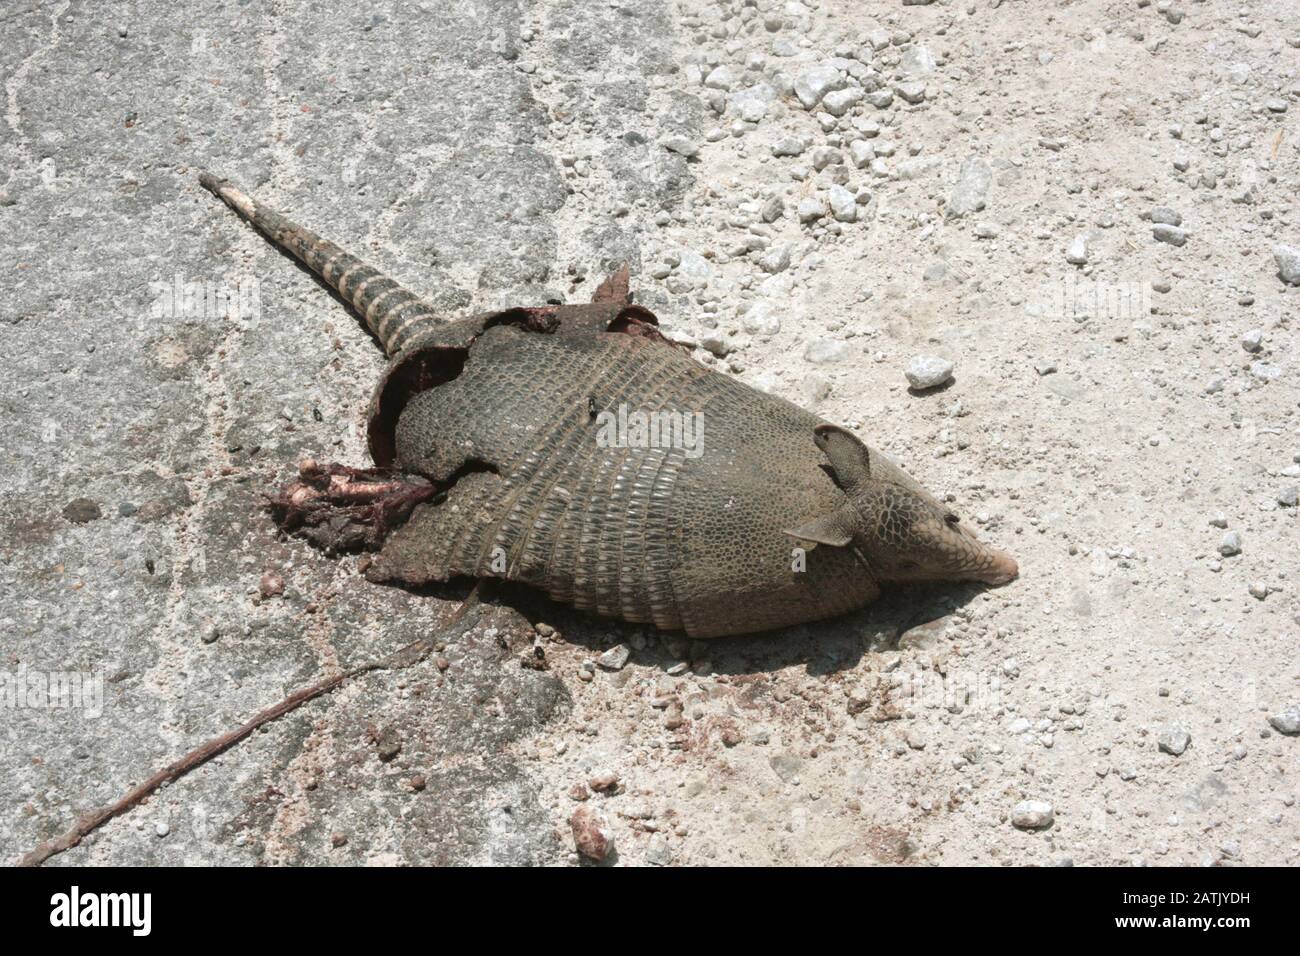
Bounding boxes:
[365,308,878,638]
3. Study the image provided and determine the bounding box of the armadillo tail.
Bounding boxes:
[198,171,439,356]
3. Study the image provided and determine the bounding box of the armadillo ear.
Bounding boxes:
[813,424,871,493]
[784,506,857,549]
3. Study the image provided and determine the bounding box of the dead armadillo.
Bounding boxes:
[199,172,1017,639]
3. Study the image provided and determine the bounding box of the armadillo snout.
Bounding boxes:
[970,547,1018,586]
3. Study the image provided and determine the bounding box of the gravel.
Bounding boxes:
[729,84,777,123]
[793,64,845,110]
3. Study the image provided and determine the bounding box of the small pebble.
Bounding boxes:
[569,806,614,861]
[259,570,285,598]
[905,355,955,390]
[1152,224,1187,246]
[1217,531,1242,557]
[1275,244,1300,286]
[1158,727,1191,756]
[1011,800,1054,830]
[1065,234,1089,265]
[1268,705,1300,736]
[597,644,630,670]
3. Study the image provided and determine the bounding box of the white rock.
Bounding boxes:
[661,136,698,158]
[700,333,732,358]
[758,245,790,274]
[742,302,781,337]
[793,64,845,110]
[811,146,842,171]
[946,156,992,220]
[848,140,874,168]
[821,87,862,117]
[1275,244,1300,285]
[1268,705,1300,735]
[1065,234,1089,265]
[676,250,712,283]
[703,66,735,91]
[894,81,926,104]
[1158,727,1191,756]
[898,44,936,77]
[729,84,777,123]
[804,338,850,363]
[1011,800,1054,830]
[1250,361,1282,382]
[1152,224,1187,246]
[597,644,630,670]
[828,184,857,222]
[895,156,941,180]
[904,354,954,390]
[797,197,826,224]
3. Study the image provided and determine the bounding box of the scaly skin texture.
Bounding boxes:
[369,324,877,637]
[200,172,1018,639]
[199,173,441,356]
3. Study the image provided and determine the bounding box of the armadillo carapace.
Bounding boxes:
[201,172,1017,638]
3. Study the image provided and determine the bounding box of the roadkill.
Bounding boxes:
[203,171,1017,639]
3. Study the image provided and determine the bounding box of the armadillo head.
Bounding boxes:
[787,425,1018,587]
